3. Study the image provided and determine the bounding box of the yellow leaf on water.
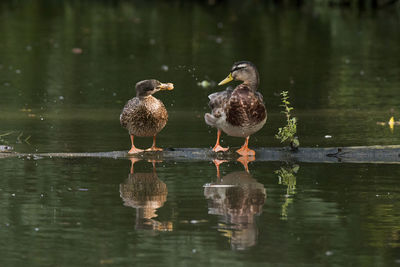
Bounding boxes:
[389,116,394,130]
[100,259,114,264]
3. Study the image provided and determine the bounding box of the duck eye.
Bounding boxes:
[232,63,248,71]
[232,66,245,72]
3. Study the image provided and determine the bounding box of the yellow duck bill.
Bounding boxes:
[218,73,233,86]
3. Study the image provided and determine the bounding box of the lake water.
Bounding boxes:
[1,1,400,266]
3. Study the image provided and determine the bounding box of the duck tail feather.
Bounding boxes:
[204,113,217,127]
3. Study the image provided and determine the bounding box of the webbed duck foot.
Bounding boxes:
[146,136,162,152]
[236,136,255,156]
[212,145,229,153]
[128,147,144,154]
[236,147,255,156]
[146,147,163,152]
[128,135,143,154]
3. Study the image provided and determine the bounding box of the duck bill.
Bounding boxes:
[158,82,174,91]
[218,73,233,86]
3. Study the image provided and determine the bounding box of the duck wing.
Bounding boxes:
[208,87,233,114]
[255,91,263,102]
[225,87,266,127]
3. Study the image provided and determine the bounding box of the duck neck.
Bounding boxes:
[242,79,259,91]
[137,94,154,100]
[242,71,259,91]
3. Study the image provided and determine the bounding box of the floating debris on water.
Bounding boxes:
[72,48,83,54]
[180,219,208,224]
[377,116,400,130]
[197,80,210,88]
[325,250,333,256]
[161,65,169,72]
[0,145,13,152]
[78,188,89,191]
[324,135,332,139]
[100,259,114,264]
[197,80,215,88]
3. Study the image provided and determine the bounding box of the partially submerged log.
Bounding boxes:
[1,145,400,164]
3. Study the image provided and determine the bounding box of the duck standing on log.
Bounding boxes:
[204,61,267,156]
[120,79,174,154]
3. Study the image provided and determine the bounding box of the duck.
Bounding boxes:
[204,61,267,156]
[120,79,174,154]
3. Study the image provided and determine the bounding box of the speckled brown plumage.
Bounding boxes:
[205,82,267,137]
[225,84,266,127]
[120,95,168,137]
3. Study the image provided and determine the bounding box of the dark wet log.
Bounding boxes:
[1,145,400,164]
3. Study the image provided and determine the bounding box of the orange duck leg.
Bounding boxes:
[212,129,229,152]
[236,136,255,156]
[128,135,144,154]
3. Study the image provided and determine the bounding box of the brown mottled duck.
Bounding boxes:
[120,79,173,154]
[204,61,267,156]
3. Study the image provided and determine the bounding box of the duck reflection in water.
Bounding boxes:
[119,158,172,231]
[204,156,266,250]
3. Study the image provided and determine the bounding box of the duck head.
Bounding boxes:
[218,61,259,90]
[136,79,174,97]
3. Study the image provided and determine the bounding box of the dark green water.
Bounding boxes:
[1,1,400,266]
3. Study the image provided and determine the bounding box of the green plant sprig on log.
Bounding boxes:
[275,91,299,151]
